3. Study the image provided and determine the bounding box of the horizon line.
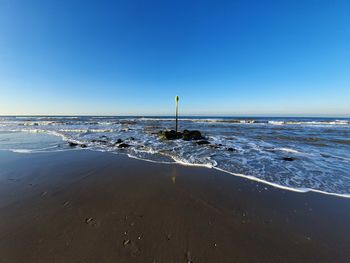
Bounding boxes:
[0,114,349,118]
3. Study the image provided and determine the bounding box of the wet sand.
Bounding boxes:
[0,150,349,263]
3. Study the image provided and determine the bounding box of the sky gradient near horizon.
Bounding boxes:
[0,0,349,116]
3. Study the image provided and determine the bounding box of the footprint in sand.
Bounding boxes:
[85,217,100,227]
[62,201,71,207]
[122,239,141,257]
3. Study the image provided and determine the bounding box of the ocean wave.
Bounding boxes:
[58,128,117,133]
[268,121,284,125]
[2,117,349,127]
[138,118,350,126]
[272,147,304,154]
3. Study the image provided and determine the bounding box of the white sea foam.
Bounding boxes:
[274,147,303,154]
[58,128,116,133]
[8,148,74,154]
[269,121,284,125]
[213,167,350,198]
[127,153,175,164]
[170,155,217,168]
[10,149,33,153]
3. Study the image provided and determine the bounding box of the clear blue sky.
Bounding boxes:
[0,0,349,116]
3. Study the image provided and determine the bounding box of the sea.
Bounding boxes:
[0,116,349,198]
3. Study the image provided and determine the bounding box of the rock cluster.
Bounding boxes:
[158,129,205,141]
[158,129,236,151]
[182,130,203,141]
[158,130,182,140]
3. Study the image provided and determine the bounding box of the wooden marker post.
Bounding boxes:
[175,96,179,133]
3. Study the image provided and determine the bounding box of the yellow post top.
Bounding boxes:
[175,95,179,102]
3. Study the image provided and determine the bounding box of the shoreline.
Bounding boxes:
[0,150,349,262]
[1,116,350,199]
[4,145,350,199]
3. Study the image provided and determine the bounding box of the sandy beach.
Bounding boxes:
[2,0,349,261]
[0,150,349,263]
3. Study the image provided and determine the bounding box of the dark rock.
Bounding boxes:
[159,130,182,140]
[120,120,137,125]
[91,139,107,144]
[91,136,108,142]
[182,130,204,141]
[68,142,79,147]
[118,143,130,148]
[227,147,235,152]
[68,141,87,148]
[282,157,295,161]
[116,139,123,144]
[196,140,210,145]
